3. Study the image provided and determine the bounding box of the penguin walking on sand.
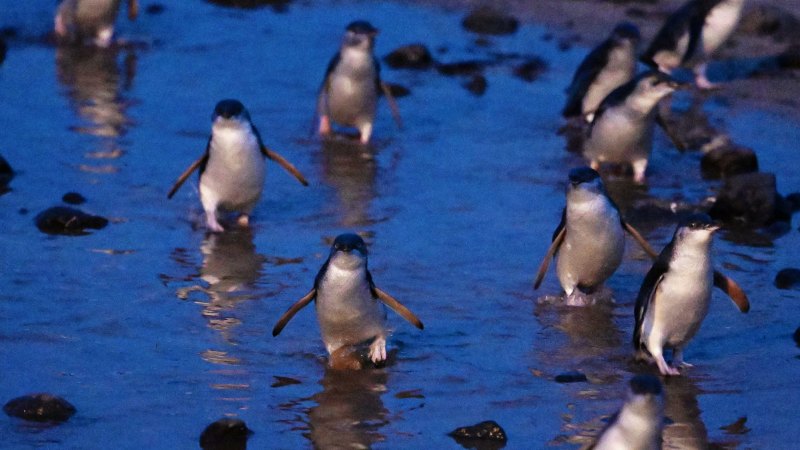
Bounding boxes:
[588,374,664,450]
[273,234,423,368]
[633,214,750,376]
[54,0,139,47]
[316,21,402,144]
[563,22,641,123]
[641,0,746,89]
[167,99,309,232]
[534,167,658,305]
[582,71,679,184]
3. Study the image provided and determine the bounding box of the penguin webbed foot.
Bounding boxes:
[205,214,225,233]
[368,336,387,364]
[237,214,250,227]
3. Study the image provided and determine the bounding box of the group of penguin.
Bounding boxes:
[53,0,756,447]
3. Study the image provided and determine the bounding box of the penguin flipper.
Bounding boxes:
[713,270,750,313]
[260,145,309,186]
[533,217,566,289]
[633,243,672,350]
[127,0,138,21]
[622,220,659,260]
[371,286,424,330]
[272,288,317,336]
[167,152,208,199]
[380,81,404,130]
[563,40,611,118]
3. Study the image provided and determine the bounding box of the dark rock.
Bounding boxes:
[436,60,489,77]
[776,44,800,69]
[35,206,109,236]
[739,5,800,42]
[145,3,166,14]
[0,37,6,66]
[449,420,507,447]
[775,268,800,290]
[794,327,800,346]
[62,192,87,205]
[3,393,76,423]
[0,154,13,193]
[384,44,434,70]
[462,8,519,36]
[701,145,759,179]
[512,57,547,82]
[785,193,800,213]
[554,370,587,383]
[200,418,252,450]
[205,0,291,11]
[384,82,410,98]
[709,172,790,227]
[463,75,487,96]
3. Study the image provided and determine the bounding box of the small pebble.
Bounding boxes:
[62,192,87,205]
[462,7,519,35]
[463,74,487,96]
[35,206,108,236]
[200,418,252,450]
[775,268,800,290]
[512,57,547,82]
[3,393,76,423]
[449,420,507,444]
[555,370,587,383]
[793,327,800,347]
[383,44,434,70]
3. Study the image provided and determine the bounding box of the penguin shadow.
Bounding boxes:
[319,138,378,227]
[55,44,136,142]
[304,364,390,449]
[658,375,714,449]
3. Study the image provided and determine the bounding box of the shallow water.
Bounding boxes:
[1,1,798,448]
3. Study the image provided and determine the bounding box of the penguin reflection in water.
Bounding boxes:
[534,167,658,306]
[316,21,403,144]
[54,0,139,47]
[273,234,423,368]
[634,214,750,376]
[167,99,309,232]
[587,375,664,450]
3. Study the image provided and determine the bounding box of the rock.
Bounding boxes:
[709,172,791,227]
[200,418,252,450]
[0,153,13,193]
[62,192,87,205]
[554,370,587,383]
[462,8,519,35]
[449,420,507,446]
[145,3,166,15]
[384,44,434,70]
[701,145,759,179]
[739,5,800,42]
[794,327,800,347]
[463,75,487,96]
[785,193,800,213]
[384,82,411,98]
[3,393,76,423]
[436,60,489,77]
[776,44,800,69]
[0,37,6,66]
[205,0,291,11]
[512,57,547,82]
[775,268,800,290]
[35,206,109,235]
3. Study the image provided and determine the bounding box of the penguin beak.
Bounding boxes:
[707,223,722,233]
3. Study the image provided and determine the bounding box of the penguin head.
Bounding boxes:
[329,233,369,270]
[342,20,378,51]
[567,166,606,199]
[675,213,720,245]
[631,71,679,108]
[610,22,640,44]
[212,99,251,126]
[625,374,664,414]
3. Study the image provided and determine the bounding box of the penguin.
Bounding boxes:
[588,374,664,450]
[316,20,402,144]
[563,22,641,123]
[582,71,679,184]
[54,0,138,47]
[167,99,309,233]
[633,214,750,376]
[534,167,658,305]
[272,233,423,366]
[641,0,746,89]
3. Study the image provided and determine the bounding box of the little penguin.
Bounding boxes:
[272,234,423,366]
[633,214,750,376]
[534,167,658,305]
[54,0,138,47]
[563,22,641,123]
[316,20,402,144]
[588,374,664,450]
[167,99,309,232]
[582,71,679,184]
[641,0,746,89]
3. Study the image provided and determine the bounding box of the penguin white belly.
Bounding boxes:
[557,200,624,292]
[583,47,636,115]
[654,31,689,71]
[201,128,265,213]
[315,265,386,353]
[327,75,377,128]
[649,264,712,348]
[702,1,743,55]
[586,109,653,164]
